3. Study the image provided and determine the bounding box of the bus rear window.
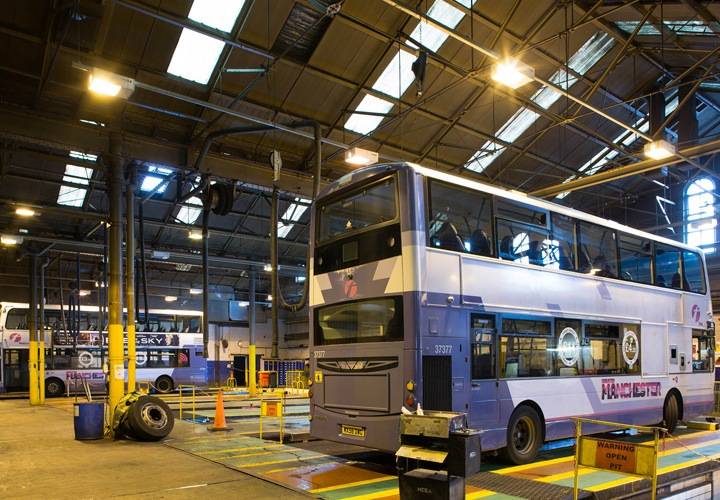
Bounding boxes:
[314,297,403,345]
[317,176,396,243]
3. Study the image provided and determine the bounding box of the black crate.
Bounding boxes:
[399,469,465,500]
[448,430,481,477]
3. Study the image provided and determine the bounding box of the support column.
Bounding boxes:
[39,257,45,404]
[125,165,136,392]
[28,255,39,405]
[270,188,279,359]
[108,134,125,416]
[248,271,257,396]
[202,206,210,358]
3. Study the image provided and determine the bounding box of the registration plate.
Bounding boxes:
[340,424,366,438]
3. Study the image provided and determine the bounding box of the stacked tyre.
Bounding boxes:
[117,395,174,441]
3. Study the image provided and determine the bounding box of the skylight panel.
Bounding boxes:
[69,150,98,162]
[344,94,394,135]
[188,0,246,33]
[616,20,716,36]
[57,164,93,207]
[466,32,615,173]
[372,50,416,99]
[277,197,311,239]
[615,21,661,36]
[141,166,173,194]
[167,28,225,84]
[177,197,203,225]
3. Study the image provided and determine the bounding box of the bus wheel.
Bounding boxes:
[127,395,174,441]
[663,392,680,433]
[45,377,65,398]
[154,376,174,394]
[502,406,542,465]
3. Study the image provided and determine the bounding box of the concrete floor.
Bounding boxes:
[0,399,309,498]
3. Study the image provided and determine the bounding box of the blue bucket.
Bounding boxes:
[74,402,105,440]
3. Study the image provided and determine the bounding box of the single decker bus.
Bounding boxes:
[308,162,714,464]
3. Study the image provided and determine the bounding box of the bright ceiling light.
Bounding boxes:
[266,294,273,301]
[88,68,135,98]
[644,139,676,160]
[344,147,379,166]
[15,207,35,217]
[0,235,20,246]
[165,295,178,303]
[491,59,535,89]
[263,263,272,272]
[188,229,203,240]
[189,288,203,295]
[78,290,91,297]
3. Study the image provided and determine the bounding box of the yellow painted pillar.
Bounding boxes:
[248,271,257,396]
[28,255,40,405]
[28,341,39,404]
[39,340,45,403]
[249,344,257,396]
[125,165,137,393]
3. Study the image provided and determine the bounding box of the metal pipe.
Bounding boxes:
[202,206,210,359]
[270,186,279,359]
[107,134,125,417]
[248,271,256,396]
[28,255,39,405]
[125,165,137,392]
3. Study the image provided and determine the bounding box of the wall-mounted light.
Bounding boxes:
[15,207,35,217]
[165,295,178,303]
[491,58,535,89]
[266,294,273,301]
[344,147,378,166]
[0,235,21,246]
[188,229,203,240]
[263,263,272,272]
[88,67,135,98]
[95,281,106,288]
[189,288,203,295]
[79,290,91,297]
[644,139,676,160]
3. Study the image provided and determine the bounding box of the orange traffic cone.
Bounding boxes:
[207,390,232,432]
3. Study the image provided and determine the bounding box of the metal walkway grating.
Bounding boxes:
[467,471,591,499]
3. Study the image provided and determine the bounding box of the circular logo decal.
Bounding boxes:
[622,330,639,367]
[558,327,580,367]
[78,350,95,368]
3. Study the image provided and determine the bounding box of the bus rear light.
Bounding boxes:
[405,394,415,407]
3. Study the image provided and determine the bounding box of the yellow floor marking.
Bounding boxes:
[198,443,284,455]
[240,454,327,468]
[310,475,395,493]
[223,450,289,460]
[465,490,498,499]
[340,487,399,500]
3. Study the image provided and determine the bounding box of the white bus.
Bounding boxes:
[308,162,714,464]
[0,302,206,396]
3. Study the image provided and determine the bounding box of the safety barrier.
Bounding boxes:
[259,390,286,442]
[177,385,196,421]
[573,417,664,500]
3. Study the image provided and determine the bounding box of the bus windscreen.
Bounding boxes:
[314,297,403,345]
[317,176,397,243]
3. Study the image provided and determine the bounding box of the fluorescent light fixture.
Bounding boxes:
[165,295,178,303]
[78,290,91,297]
[69,150,98,162]
[188,229,203,240]
[189,0,247,32]
[237,301,250,307]
[95,281,106,288]
[18,228,29,234]
[0,235,20,245]
[644,139,676,160]
[295,275,306,283]
[189,288,203,295]
[57,164,94,207]
[266,294,272,301]
[263,263,272,272]
[152,251,171,260]
[88,68,135,98]
[466,32,615,174]
[15,207,35,217]
[79,119,105,127]
[491,59,535,89]
[167,28,225,84]
[345,147,379,166]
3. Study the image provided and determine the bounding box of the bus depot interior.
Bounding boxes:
[4,0,720,498]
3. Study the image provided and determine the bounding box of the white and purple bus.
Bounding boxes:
[308,163,715,464]
[0,302,207,396]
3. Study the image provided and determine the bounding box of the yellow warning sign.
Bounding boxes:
[579,437,655,476]
[314,371,323,383]
[260,401,283,417]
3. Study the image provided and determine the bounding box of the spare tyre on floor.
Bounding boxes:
[126,395,174,441]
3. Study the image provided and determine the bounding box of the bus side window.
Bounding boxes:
[6,309,29,329]
[471,314,495,379]
[581,322,640,375]
[499,318,553,378]
[551,213,576,271]
[655,244,682,289]
[683,250,707,294]
[692,329,713,372]
[577,222,618,278]
[555,319,581,376]
[618,233,652,284]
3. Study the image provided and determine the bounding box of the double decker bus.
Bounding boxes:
[0,302,206,396]
[308,163,714,464]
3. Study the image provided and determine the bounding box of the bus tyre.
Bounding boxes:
[663,392,680,433]
[127,395,174,441]
[45,377,65,398]
[502,406,542,465]
[154,376,174,394]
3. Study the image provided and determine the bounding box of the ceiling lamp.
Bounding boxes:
[491,59,535,89]
[15,207,35,217]
[263,263,272,272]
[189,288,203,295]
[0,235,20,246]
[188,229,203,240]
[79,290,91,297]
[344,147,378,166]
[88,68,135,98]
[643,139,676,160]
[165,295,178,303]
